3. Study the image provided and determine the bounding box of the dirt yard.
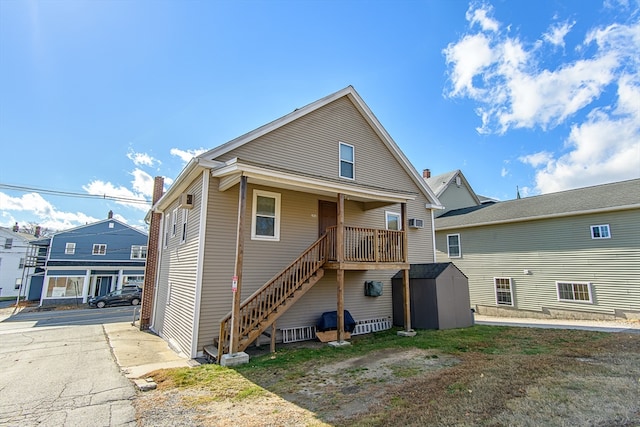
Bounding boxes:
[135,328,640,426]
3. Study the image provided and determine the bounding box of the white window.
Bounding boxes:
[591,224,611,239]
[251,190,281,241]
[181,209,188,243]
[385,211,401,231]
[4,238,13,249]
[171,209,178,237]
[339,142,354,180]
[92,244,107,255]
[65,242,76,255]
[164,216,170,248]
[130,245,148,259]
[447,234,461,258]
[557,281,593,303]
[494,277,514,306]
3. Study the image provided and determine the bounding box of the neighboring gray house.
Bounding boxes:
[143,86,443,362]
[29,214,148,305]
[424,169,495,217]
[0,224,37,298]
[432,178,640,321]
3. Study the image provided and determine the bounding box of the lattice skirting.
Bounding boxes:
[281,317,392,343]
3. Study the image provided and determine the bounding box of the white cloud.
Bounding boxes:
[130,168,154,197]
[543,21,575,47]
[500,167,508,177]
[82,180,150,212]
[465,3,500,32]
[127,150,160,167]
[446,3,640,193]
[170,147,207,163]
[0,191,99,231]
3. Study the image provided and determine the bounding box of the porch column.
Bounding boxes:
[400,202,413,334]
[336,193,345,343]
[81,269,91,303]
[230,175,247,355]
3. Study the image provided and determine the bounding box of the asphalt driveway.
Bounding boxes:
[0,307,138,426]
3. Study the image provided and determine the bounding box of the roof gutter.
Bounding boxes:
[435,203,640,231]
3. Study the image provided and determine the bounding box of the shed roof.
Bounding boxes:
[392,262,466,279]
[436,178,640,230]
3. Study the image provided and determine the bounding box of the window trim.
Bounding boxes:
[447,234,461,258]
[163,216,170,248]
[556,281,593,303]
[385,211,402,231]
[4,238,13,249]
[251,189,281,241]
[130,245,148,260]
[92,244,107,256]
[494,277,514,306]
[339,141,355,180]
[171,208,178,237]
[590,224,611,239]
[65,242,76,255]
[180,208,188,244]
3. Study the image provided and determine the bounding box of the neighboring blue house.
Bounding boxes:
[29,214,148,305]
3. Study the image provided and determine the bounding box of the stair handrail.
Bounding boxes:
[217,233,329,359]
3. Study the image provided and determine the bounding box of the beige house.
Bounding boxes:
[431,177,640,321]
[143,87,442,362]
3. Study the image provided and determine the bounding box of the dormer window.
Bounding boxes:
[339,142,354,180]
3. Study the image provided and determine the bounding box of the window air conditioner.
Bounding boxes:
[179,193,194,209]
[408,218,424,229]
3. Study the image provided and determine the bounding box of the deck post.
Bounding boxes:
[336,193,345,343]
[400,202,414,335]
[230,175,247,355]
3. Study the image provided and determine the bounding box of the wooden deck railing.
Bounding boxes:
[326,226,406,263]
[217,234,328,360]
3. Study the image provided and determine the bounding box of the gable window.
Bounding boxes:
[171,209,178,237]
[385,211,401,231]
[65,242,76,255]
[251,190,281,241]
[181,209,188,243]
[494,277,514,306]
[339,142,354,180]
[557,281,593,303]
[92,244,107,255]
[447,234,461,258]
[4,238,13,249]
[591,224,611,239]
[130,245,148,259]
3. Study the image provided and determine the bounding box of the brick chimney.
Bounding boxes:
[12,222,19,232]
[108,210,113,219]
[35,226,41,238]
[423,169,431,179]
[140,176,165,330]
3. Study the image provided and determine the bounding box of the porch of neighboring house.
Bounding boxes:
[209,171,415,365]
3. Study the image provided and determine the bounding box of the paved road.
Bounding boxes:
[0,308,138,426]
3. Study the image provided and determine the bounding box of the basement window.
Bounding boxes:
[557,281,593,303]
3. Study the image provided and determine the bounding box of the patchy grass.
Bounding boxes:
[137,326,640,426]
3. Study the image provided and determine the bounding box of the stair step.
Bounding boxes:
[203,345,218,363]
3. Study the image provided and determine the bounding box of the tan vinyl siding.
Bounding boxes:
[216,97,419,193]
[435,209,640,317]
[196,180,434,351]
[154,178,204,355]
[438,185,479,215]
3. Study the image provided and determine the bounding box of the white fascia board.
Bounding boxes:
[211,159,416,203]
[154,158,223,212]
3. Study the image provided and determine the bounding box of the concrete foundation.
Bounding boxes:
[328,340,351,348]
[397,330,416,337]
[220,352,250,367]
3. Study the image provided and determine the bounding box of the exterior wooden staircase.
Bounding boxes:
[207,234,329,362]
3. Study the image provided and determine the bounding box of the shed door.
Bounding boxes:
[318,201,337,237]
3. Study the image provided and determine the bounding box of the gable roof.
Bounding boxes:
[157,86,441,209]
[0,227,39,242]
[51,218,147,238]
[436,178,640,230]
[425,169,481,206]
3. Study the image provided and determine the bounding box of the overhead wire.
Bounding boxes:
[0,183,152,205]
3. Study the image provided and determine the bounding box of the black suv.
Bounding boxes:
[88,287,142,308]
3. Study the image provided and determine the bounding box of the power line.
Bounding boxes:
[0,183,152,205]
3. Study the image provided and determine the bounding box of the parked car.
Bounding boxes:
[88,287,142,308]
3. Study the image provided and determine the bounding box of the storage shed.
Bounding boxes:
[392,263,472,330]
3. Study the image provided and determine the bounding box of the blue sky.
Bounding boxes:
[1,0,638,232]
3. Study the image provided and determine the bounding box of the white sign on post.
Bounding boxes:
[232,276,238,292]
